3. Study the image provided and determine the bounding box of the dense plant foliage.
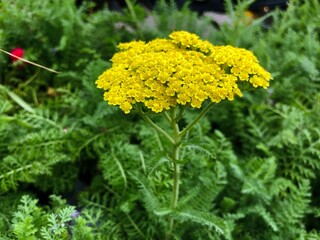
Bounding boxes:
[0,0,319,239]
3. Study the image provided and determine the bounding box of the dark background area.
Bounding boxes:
[77,0,288,14]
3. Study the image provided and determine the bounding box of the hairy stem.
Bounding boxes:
[166,107,181,240]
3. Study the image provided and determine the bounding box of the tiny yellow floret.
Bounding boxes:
[96,31,272,113]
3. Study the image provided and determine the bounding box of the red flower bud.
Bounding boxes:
[10,48,25,62]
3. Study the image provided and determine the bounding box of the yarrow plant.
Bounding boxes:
[96,31,272,238]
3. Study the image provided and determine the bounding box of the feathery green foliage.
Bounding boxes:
[1,0,320,239]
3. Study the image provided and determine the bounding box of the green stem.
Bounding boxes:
[138,103,214,239]
[167,160,180,239]
[137,107,175,145]
[171,109,181,211]
[164,111,172,124]
[180,102,215,138]
[166,107,181,240]
[171,162,180,209]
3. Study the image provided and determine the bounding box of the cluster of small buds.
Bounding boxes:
[96,31,272,113]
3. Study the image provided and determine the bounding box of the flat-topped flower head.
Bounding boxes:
[96,31,272,113]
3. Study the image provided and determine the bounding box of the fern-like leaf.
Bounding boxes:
[173,209,230,239]
[129,172,161,214]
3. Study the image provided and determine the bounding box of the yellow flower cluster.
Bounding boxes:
[96,31,272,113]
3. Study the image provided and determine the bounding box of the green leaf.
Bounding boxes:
[129,172,160,213]
[173,209,229,238]
[0,85,35,113]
